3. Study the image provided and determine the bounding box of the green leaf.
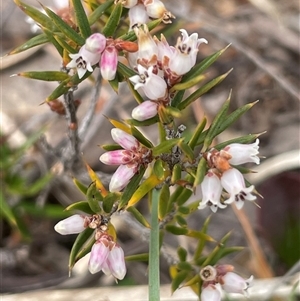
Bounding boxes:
[118,166,146,209]
[170,163,182,185]
[194,216,211,260]
[188,117,207,150]
[175,215,187,227]
[152,138,181,157]
[73,178,88,195]
[102,2,123,37]
[127,206,150,228]
[165,225,188,235]
[14,0,56,31]
[42,5,85,45]
[178,206,190,215]
[171,90,185,108]
[125,116,159,127]
[101,144,122,151]
[178,69,233,111]
[54,34,78,54]
[127,81,144,105]
[103,192,119,213]
[177,187,193,207]
[171,270,189,293]
[193,157,207,190]
[18,71,70,81]
[86,182,103,213]
[69,227,94,270]
[118,61,137,78]
[153,159,166,181]
[88,0,114,26]
[178,140,194,162]
[158,184,170,220]
[71,0,91,38]
[177,247,187,262]
[177,262,192,271]
[183,44,230,82]
[131,126,153,148]
[75,233,95,262]
[42,28,63,56]
[125,253,149,262]
[171,74,206,92]
[65,201,94,214]
[0,192,18,228]
[108,76,119,93]
[8,34,49,55]
[185,230,215,242]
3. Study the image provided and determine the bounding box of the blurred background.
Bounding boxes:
[1,0,299,298]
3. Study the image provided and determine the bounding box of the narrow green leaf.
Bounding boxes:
[118,166,146,209]
[127,81,144,105]
[158,184,170,220]
[194,216,211,260]
[42,28,63,56]
[86,182,103,213]
[177,247,187,262]
[176,188,193,206]
[188,117,207,150]
[118,62,137,78]
[131,126,154,148]
[152,138,181,157]
[125,116,159,127]
[69,227,94,270]
[171,74,206,92]
[149,188,160,301]
[170,163,182,185]
[178,140,194,162]
[178,69,233,110]
[203,91,231,150]
[14,0,56,31]
[8,34,48,55]
[165,225,188,235]
[127,206,150,228]
[102,3,123,37]
[175,215,187,227]
[171,270,189,293]
[42,5,85,45]
[0,192,18,227]
[165,106,182,118]
[183,44,231,82]
[88,0,114,26]
[54,34,78,54]
[65,201,94,214]
[73,178,88,195]
[153,159,166,181]
[71,0,91,38]
[108,76,119,93]
[103,193,119,213]
[75,234,95,262]
[177,262,192,271]
[193,157,207,190]
[101,144,122,151]
[186,230,215,242]
[214,133,260,150]
[171,90,185,107]
[125,253,149,262]
[18,71,70,81]
[178,206,190,215]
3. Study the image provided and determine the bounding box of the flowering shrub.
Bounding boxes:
[8,0,264,299]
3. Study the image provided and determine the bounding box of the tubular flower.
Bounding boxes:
[100,128,152,192]
[223,139,260,165]
[220,272,253,295]
[128,4,150,29]
[54,214,87,235]
[201,284,222,301]
[169,29,208,76]
[100,45,118,81]
[129,65,167,100]
[221,168,256,209]
[105,244,127,280]
[89,237,111,274]
[131,100,158,121]
[198,170,226,213]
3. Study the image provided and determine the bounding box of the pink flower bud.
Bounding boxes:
[100,150,134,165]
[109,164,137,192]
[100,45,118,81]
[131,100,158,121]
[85,33,106,53]
[88,240,110,274]
[111,128,140,151]
[54,214,86,235]
[106,244,126,280]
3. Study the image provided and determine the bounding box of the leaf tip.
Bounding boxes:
[10,73,19,78]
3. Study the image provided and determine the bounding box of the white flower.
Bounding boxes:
[131,100,158,121]
[198,171,227,212]
[221,168,256,209]
[221,272,253,295]
[225,139,260,165]
[129,65,167,100]
[201,284,222,301]
[54,214,86,235]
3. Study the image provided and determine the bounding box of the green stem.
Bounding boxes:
[149,188,160,301]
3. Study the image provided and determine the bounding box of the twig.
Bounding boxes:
[78,71,102,139]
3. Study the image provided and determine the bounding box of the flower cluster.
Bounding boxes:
[200,265,253,301]
[100,128,152,192]
[54,214,126,280]
[118,0,175,28]
[198,139,260,212]
[128,24,208,121]
[67,33,137,80]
